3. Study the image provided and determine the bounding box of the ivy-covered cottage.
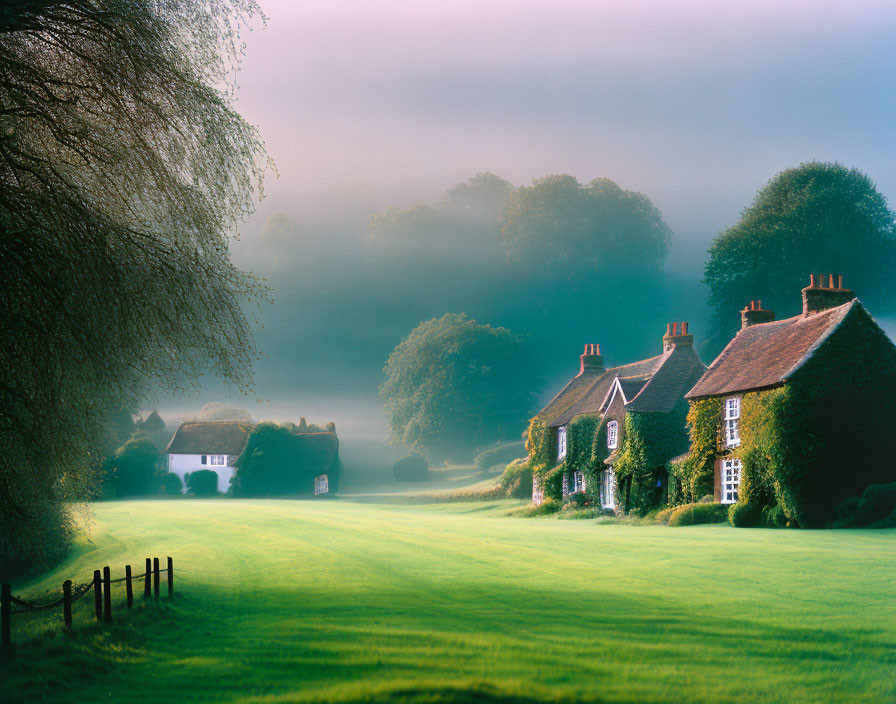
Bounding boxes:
[678,275,896,527]
[166,420,250,494]
[528,323,706,512]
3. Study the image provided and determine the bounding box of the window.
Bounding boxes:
[557,426,567,460]
[532,477,544,505]
[314,474,329,496]
[721,459,741,504]
[607,420,618,449]
[206,455,225,466]
[724,397,741,447]
[600,469,616,509]
[573,471,586,493]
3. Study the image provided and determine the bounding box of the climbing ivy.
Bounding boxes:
[670,397,720,504]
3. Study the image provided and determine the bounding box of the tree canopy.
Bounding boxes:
[0,0,270,575]
[704,162,896,352]
[380,314,538,461]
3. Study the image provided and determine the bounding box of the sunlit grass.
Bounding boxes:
[3,499,895,704]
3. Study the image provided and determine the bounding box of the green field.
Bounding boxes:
[4,497,895,704]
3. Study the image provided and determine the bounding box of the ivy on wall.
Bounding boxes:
[670,397,720,504]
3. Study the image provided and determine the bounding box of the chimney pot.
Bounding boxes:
[682,322,689,334]
[837,275,843,289]
[757,300,762,309]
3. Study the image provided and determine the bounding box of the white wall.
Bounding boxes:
[168,454,235,494]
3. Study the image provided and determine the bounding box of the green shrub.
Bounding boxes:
[111,435,160,497]
[500,458,532,498]
[760,504,789,528]
[393,454,429,482]
[186,470,219,496]
[475,441,526,471]
[728,501,762,528]
[654,507,676,525]
[857,483,896,525]
[158,473,183,496]
[566,492,587,508]
[667,502,729,526]
[534,498,560,515]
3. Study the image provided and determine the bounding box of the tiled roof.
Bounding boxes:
[686,300,856,399]
[540,345,705,426]
[166,421,252,456]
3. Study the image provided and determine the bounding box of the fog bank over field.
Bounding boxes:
[150,0,896,444]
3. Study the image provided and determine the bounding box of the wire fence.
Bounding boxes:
[1,555,175,658]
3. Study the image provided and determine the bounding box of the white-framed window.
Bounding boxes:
[607,420,618,449]
[532,477,544,505]
[721,458,741,504]
[314,474,329,496]
[573,471,586,493]
[724,397,741,447]
[557,425,567,460]
[600,469,616,509]
[206,455,226,466]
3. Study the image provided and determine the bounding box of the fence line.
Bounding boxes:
[1,556,174,658]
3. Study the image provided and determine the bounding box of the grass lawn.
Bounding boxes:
[3,498,895,704]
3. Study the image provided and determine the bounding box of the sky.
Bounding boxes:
[153,0,896,439]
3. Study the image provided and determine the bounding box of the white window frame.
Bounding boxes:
[721,458,741,504]
[724,397,741,447]
[600,469,616,509]
[314,474,329,496]
[532,476,544,505]
[573,470,586,493]
[607,420,618,449]
[557,425,567,461]
[207,455,226,466]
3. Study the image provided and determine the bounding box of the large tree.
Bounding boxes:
[704,162,896,353]
[380,314,538,461]
[0,1,270,575]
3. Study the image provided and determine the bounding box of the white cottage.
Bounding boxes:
[166,420,251,494]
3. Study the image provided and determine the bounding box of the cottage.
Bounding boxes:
[680,275,896,527]
[166,420,250,494]
[529,323,706,512]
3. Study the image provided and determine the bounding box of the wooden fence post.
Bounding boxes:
[1,583,10,657]
[125,565,133,608]
[93,570,102,622]
[62,580,72,633]
[167,556,173,597]
[153,557,160,599]
[103,566,112,623]
[144,558,151,600]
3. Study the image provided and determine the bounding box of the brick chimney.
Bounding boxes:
[741,300,775,329]
[578,344,604,376]
[662,322,694,352]
[801,274,853,316]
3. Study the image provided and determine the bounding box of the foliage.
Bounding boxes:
[501,175,671,277]
[475,441,526,471]
[728,501,762,528]
[393,454,430,482]
[654,506,676,525]
[704,162,896,354]
[667,502,729,526]
[499,458,532,499]
[833,483,896,528]
[380,314,538,460]
[231,422,340,497]
[186,470,219,497]
[158,473,184,496]
[110,435,162,497]
[0,1,269,574]
[671,398,721,503]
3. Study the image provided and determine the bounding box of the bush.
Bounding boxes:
[186,470,219,496]
[760,504,789,528]
[475,441,526,471]
[654,506,676,525]
[728,501,762,528]
[500,458,532,498]
[832,483,896,527]
[393,454,429,482]
[111,435,160,497]
[158,473,183,496]
[566,492,587,508]
[667,502,729,526]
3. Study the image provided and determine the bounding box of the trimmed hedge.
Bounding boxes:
[158,473,183,496]
[187,469,219,496]
[667,502,729,526]
[833,483,896,528]
[728,501,762,527]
